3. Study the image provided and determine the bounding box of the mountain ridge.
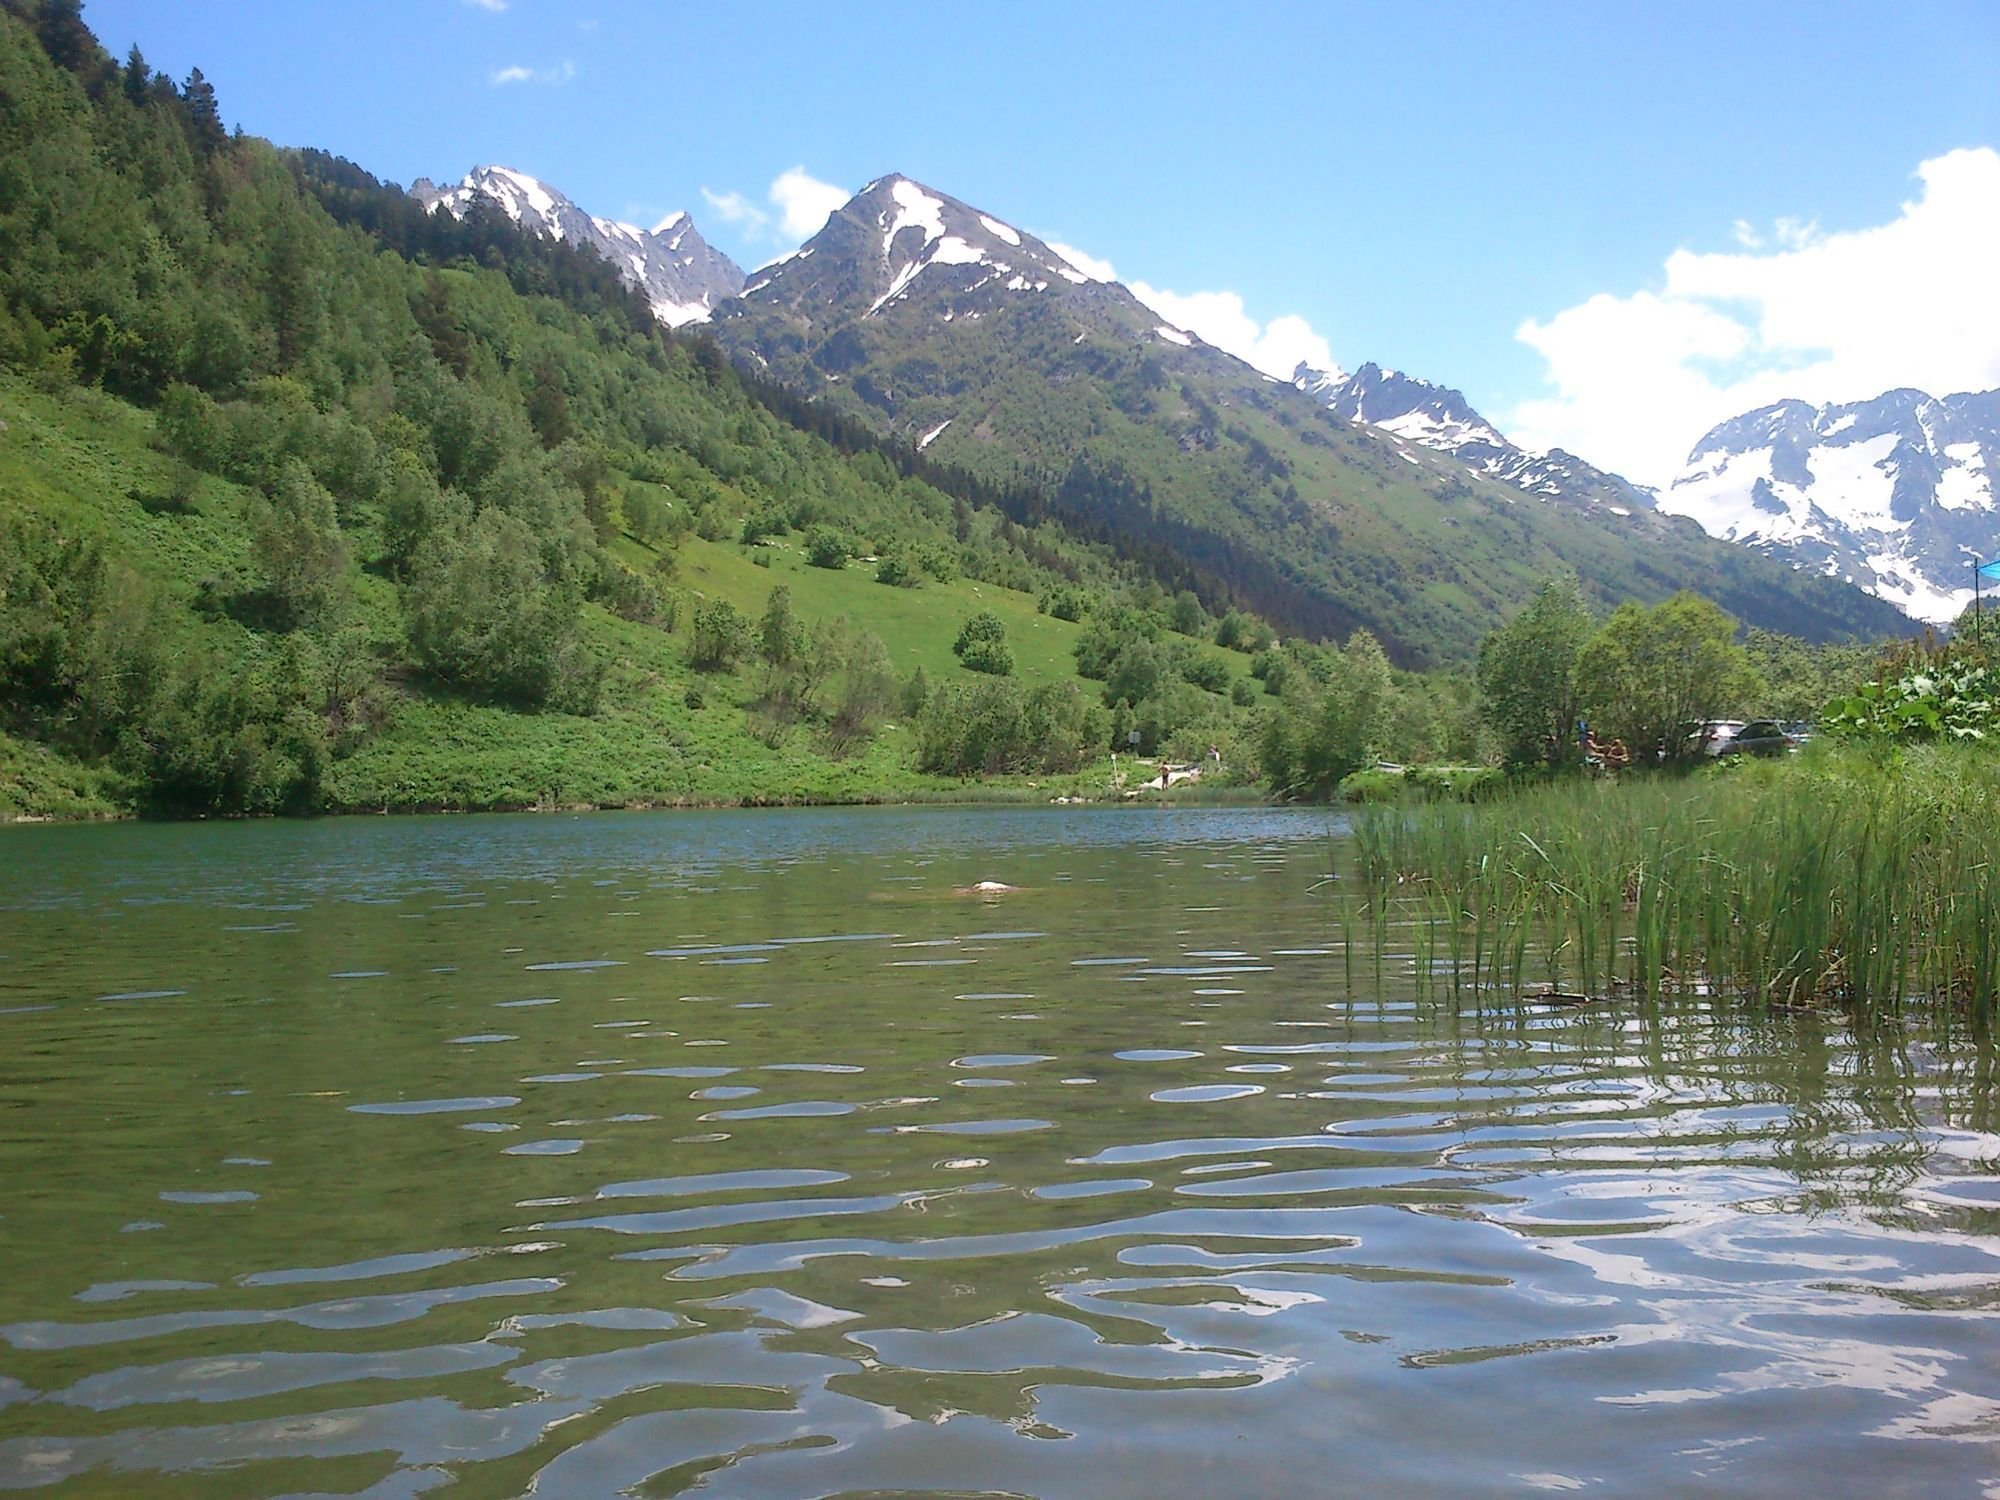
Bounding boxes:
[411,164,744,326]
[1293,360,1659,518]
[1659,385,2000,623]
[708,173,1909,661]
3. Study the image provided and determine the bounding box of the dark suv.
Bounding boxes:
[1716,720,1799,758]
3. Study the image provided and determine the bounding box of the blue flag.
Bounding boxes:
[1981,559,2000,582]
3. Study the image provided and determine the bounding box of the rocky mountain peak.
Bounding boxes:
[1661,385,2000,623]
[1291,361,1653,517]
[412,165,743,327]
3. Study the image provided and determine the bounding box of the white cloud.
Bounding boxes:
[1045,240,1116,283]
[702,167,849,251]
[489,60,575,86]
[700,187,768,234]
[1127,282,1336,380]
[1508,147,2000,486]
[462,0,507,11]
[1042,240,1335,380]
[769,166,849,242]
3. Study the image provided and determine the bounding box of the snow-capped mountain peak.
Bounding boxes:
[1658,387,2000,623]
[410,166,743,327]
[725,173,1174,344]
[1292,361,1655,517]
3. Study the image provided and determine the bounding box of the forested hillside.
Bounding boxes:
[0,1,1277,816]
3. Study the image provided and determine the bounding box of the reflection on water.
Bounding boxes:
[1,806,1999,1496]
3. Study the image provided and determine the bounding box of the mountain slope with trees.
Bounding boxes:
[0,1,1279,816]
[713,175,1911,666]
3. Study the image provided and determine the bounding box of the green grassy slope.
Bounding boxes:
[1,374,1252,814]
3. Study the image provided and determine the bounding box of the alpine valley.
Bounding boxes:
[0,2,1927,820]
[422,163,1908,661]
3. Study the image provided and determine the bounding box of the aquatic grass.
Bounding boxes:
[1331,746,2000,1015]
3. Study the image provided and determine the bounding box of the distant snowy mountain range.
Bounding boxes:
[1292,361,1657,518]
[1653,392,2000,624]
[413,163,1991,626]
[410,165,743,326]
[1288,362,1997,624]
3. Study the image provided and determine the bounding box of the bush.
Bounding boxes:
[829,630,897,751]
[959,638,1013,676]
[875,550,920,587]
[1181,651,1233,694]
[1075,603,1158,680]
[589,555,666,625]
[689,598,752,672]
[741,506,788,546]
[953,610,1013,676]
[252,460,350,630]
[916,678,1093,775]
[405,507,599,712]
[804,525,849,569]
[1039,584,1090,621]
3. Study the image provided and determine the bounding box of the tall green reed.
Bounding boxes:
[1334,747,2000,1016]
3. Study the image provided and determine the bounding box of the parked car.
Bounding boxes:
[1716,720,1801,757]
[1673,720,1746,757]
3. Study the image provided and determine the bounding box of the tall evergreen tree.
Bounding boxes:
[179,65,224,155]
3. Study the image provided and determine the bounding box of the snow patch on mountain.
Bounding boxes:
[1657,388,2000,623]
[882,180,947,252]
[1293,361,1655,517]
[411,165,743,327]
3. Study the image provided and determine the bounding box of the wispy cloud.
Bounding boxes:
[1508,147,2000,486]
[701,167,848,250]
[1044,240,1336,380]
[701,187,769,235]
[489,60,576,87]
[462,0,508,11]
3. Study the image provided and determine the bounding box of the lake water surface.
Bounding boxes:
[2,806,1999,1496]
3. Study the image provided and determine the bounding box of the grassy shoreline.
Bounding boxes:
[0,727,1275,823]
[1328,744,1998,1012]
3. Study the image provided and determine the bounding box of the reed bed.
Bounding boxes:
[1327,746,2000,1014]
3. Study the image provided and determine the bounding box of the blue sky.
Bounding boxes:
[84,0,2000,484]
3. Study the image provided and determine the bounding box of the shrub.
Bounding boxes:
[804,525,849,569]
[741,505,788,546]
[1039,584,1090,621]
[875,550,920,587]
[405,507,599,712]
[689,598,751,672]
[252,460,350,630]
[953,610,1012,676]
[1181,651,1233,694]
[916,678,1093,775]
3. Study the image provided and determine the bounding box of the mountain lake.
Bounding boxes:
[1,805,1996,1496]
